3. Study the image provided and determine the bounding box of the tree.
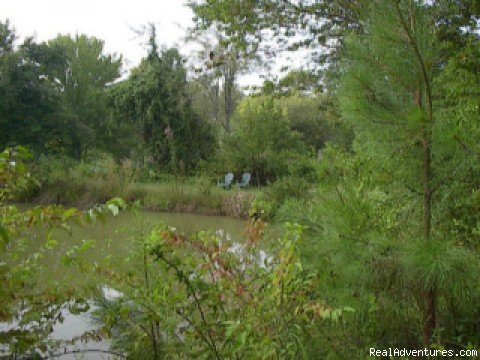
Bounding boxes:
[189,0,480,88]
[217,47,239,133]
[222,96,307,184]
[110,27,215,172]
[188,47,244,133]
[339,0,478,345]
[261,70,322,96]
[0,147,125,356]
[188,0,365,78]
[0,24,123,158]
[0,19,16,56]
[189,73,223,125]
[429,0,480,61]
[0,22,61,152]
[434,36,480,251]
[188,31,248,133]
[278,93,352,150]
[47,34,122,158]
[257,70,353,150]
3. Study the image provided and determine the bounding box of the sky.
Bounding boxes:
[0,0,194,70]
[0,0,304,87]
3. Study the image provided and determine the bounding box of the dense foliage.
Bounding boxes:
[88,220,353,359]
[220,96,308,185]
[1,0,480,358]
[0,147,125,356]
[109,37,216,173]
[0,23,123,158]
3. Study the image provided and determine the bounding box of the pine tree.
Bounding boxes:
[339,0,478,345]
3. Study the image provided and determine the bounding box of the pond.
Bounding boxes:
[0,210,246,359]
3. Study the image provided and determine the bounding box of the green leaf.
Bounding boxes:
[45,238,58,250]
[239,331,247,346]
[62,208,78,222]
[107,197,126,209]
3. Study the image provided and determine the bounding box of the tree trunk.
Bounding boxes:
[423,288,436,345]
[418,85,435,345]
[223,62,236,133]
[213,78,220,124]
[422,132,435,344]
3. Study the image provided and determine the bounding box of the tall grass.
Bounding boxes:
[126,176,257,218]
[31,153,136,208]
[28,160,258,218]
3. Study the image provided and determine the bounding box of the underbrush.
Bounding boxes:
[24,153,316,220]
[28,153,135,208]
[249,176,311,220]
[23,156,260,218]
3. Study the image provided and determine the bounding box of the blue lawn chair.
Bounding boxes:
[236,172,251,188]
[218,172,234,189]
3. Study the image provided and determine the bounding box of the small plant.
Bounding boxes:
[249,197,275,220]
[267,176,309,204]
[223,191,255,218]
[249,176,309,220]
[91,220,346,359]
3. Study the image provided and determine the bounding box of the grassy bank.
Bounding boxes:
[22,156,261,219]
[126,181,261,218]
[28,170,261,219]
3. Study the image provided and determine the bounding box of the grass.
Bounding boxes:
[126,180,263,219]
[26,156,264,219]
[24,155,314,221]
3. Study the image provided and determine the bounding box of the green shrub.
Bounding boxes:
[221,96,308,185]
[267,176,309,205]
[287,153,320,183]
[248,197,275,220]
[249,176,310,220]
[31,152,135,207]
[92,222,346,359]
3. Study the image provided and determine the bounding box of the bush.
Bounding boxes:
[249,176,310,220]
[249,197,275,220]
[92,221,350,359]
[221,96,308,185]
[31,152,135,207]
[285,154,319,183]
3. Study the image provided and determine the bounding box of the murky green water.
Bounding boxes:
[1,210,245,359]
[16,210,246,286]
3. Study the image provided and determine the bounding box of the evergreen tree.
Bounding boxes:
[339,0,478,345]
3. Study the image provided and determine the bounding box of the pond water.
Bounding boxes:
[0,210,246,359]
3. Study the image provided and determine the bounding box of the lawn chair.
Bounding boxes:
[218,172,234,189]
[236,172,251,188]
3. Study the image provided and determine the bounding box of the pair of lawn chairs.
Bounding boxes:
[217,172,251,189]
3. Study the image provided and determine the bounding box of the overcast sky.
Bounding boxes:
[1,0,193,69]
[1,0,305,87]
